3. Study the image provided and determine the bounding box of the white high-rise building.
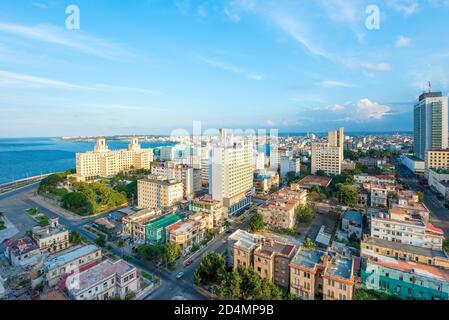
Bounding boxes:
[414,91,448,160]
[76,138,153,181]
[280,156,301,178]
[209,139,254,216]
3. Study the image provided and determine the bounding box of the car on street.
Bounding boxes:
[176,272,185,279]
[184,259,193,267]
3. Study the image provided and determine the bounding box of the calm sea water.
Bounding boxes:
[0,138,175,185]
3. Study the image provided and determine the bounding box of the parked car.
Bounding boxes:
[176,272,185,279]
[184,259,193,267]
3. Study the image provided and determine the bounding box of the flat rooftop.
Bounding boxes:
[229,229,264,251]
[298,175,332,188]
[67,259,135,295]
[44,245,100,270]
[145,213,185,230]
[343,210,362,226]
[326,256,353,280]
[290,248,325,270]
[363,237,448,259]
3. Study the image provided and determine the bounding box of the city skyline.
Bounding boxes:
[1,0,449,137]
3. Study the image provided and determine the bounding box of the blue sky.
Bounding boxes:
[0,0,449,137]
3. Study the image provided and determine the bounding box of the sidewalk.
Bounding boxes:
[30,194,83,221]
[0,216,19,243]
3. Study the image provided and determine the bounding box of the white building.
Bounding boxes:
[150,161,201,197]
[76,138,153,181]
[280,156,301,179]
[66,259,139,300]
[209,141,254,216]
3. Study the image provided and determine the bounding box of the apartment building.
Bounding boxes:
[414,92,448,160]
[289,248,326,300]
[189,195,227,228]
[280,156,301,179]
[44,244,102,286]
[322,255,355,300]
[66,259,139,300]
[253,239,296,288]
[209,141,254,216]
[289,248,355,300]
[258,186,308,230]
[369,209,444,250]
[354,174,396,185]
[362,183,399,207]
[165,220,205,256]
[362,255,449,300]
[32,218,70,254]
[311,143,342,176]
[425,149,449,178]
[227,230,296,289]
[361,236,449,269]
[150,161,201,197]
[122,209,160,244]
[137,176,184,209]
[76,138,153,181]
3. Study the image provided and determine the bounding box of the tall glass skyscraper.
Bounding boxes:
[413,92,448,159]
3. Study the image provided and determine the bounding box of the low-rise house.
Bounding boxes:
[362,255,449,300]
[361,236,449,269]
[362,183,399,207]
[145,212,186,244]
[66,259,139,300]
[122,209,160,244]
[358,157,388,169]
[342,210,363,239]
[165,220,205,256]
[297,175,332,190]
[4,237,45,268]
[44,244,102,287]
[32,218,69,254]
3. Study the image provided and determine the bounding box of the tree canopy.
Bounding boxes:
[249,213,265,233]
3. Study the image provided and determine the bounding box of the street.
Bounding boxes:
[397,164,449,237]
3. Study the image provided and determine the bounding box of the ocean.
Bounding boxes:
[0,138,175,185]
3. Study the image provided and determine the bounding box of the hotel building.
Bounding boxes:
[413,92,448,160]
[209,140,254,216]
[76,138,153,181]
[137,176,184,210]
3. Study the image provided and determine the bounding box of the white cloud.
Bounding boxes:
[0,70,160,94]
[197,55,263,80]
[0,22,135,60]
[395,35,412,48]
[265,119,276,126]
[353,99,392,120]
[386,0,419,15]
[30,1,48,9]
[315,80,358,88]
[364,63,392,73]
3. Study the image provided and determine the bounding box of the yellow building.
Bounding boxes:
[137,176,184,209]
[189,195,227,229]
[361,236,449,269]
[76,138,153,181]
[289,247,355,300]
[166,219,205,256]
[425,149,449,177]
[32,218,69,254]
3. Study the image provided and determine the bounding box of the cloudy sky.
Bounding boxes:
[0,0,449,137]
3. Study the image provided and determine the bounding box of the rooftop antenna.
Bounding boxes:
[428,81,432,93]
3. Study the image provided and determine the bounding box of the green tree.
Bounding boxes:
[417,191,424,202]
[69,231,84,245]
[337,184,358,206]
[248,213,265,233]
[303,238,316,249]
[95,235,106,247]
[165,243,181,266]
[295,205,314,224]
[194,253,226,285]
